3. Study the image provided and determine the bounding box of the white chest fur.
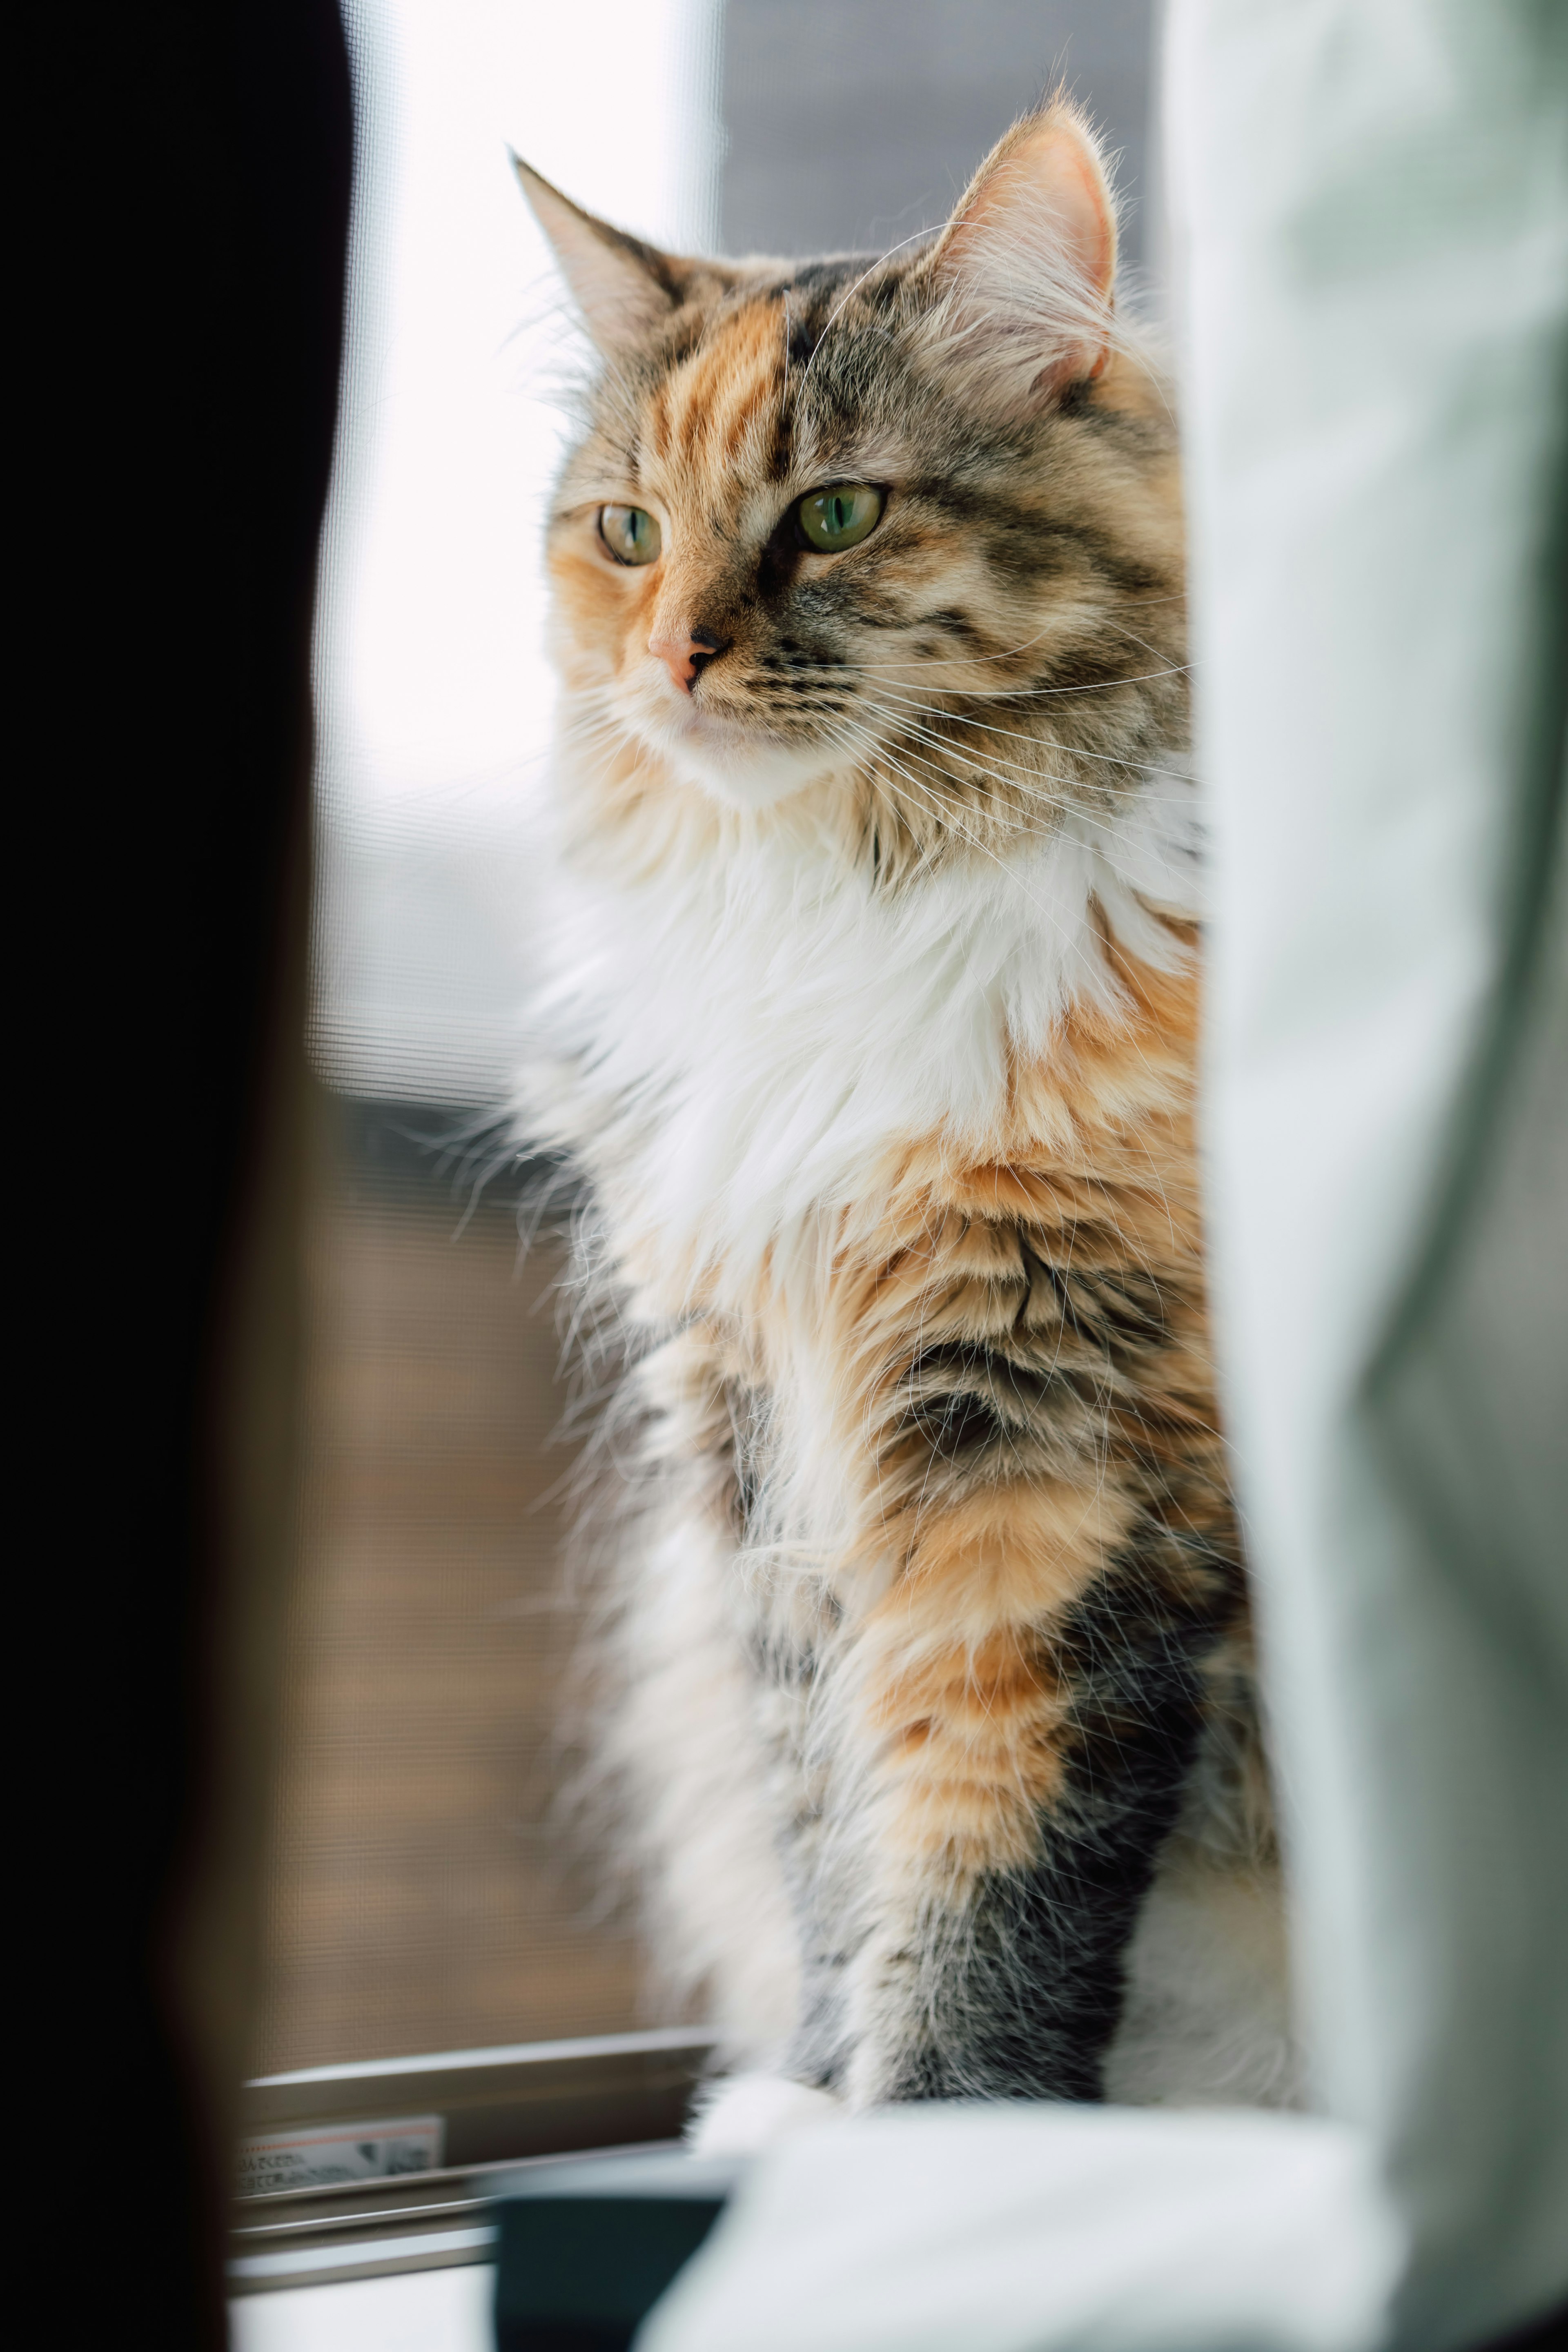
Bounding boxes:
[523,768,1203,1296]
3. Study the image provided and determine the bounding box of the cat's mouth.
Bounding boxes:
[632,693,845,814]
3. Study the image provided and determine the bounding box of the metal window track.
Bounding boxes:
[230,2027,719,2294]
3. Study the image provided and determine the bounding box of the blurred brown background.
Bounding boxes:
[251,1104,643,2074]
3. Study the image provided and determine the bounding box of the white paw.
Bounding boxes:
[687,2071,845,2155]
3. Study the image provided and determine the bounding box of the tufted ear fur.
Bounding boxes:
[513,156,698,353]
[924,98,1119,418]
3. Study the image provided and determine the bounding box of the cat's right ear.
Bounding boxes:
[513,156,686,352]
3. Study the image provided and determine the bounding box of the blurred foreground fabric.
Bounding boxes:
[637,4,1568,2348]
[30,2,352,2339]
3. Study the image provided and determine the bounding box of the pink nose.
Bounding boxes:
[648,630,726,694]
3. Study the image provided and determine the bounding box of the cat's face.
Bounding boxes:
[526,105,1186,875]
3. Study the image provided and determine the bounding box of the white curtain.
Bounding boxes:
[639,6,1568,2346]
[1174,2,1568,2342]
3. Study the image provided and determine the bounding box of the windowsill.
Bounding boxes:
[231,2142,682,2293]
[232,2028,716,2294]
[231,2261,495,2352]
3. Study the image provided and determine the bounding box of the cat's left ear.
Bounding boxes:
[925,98,1119,416]
[513,156,696,352]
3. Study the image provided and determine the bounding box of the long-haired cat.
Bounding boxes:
[514,98,1295,2145]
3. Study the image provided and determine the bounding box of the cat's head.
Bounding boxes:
[520,100,1185,880]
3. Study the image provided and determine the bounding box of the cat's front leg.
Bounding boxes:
[829,1517,1238,2107]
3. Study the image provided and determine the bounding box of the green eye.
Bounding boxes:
[599,504,662,565]
[797,482,884,552]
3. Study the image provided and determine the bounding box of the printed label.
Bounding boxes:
[237,2114,445,2195]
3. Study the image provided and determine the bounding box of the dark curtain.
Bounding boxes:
[28,3,351,2337]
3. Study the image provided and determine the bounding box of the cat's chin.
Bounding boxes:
[656,713,840,812]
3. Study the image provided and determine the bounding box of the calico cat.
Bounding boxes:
[514,99,1295,2143]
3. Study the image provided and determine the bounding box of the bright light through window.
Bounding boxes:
[312,0,722,1101]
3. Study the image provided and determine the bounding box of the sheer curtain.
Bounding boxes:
[1173,2,1568,2341]
[639,4,1568,2347]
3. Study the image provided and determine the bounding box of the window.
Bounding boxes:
[239,0,1166,2296]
